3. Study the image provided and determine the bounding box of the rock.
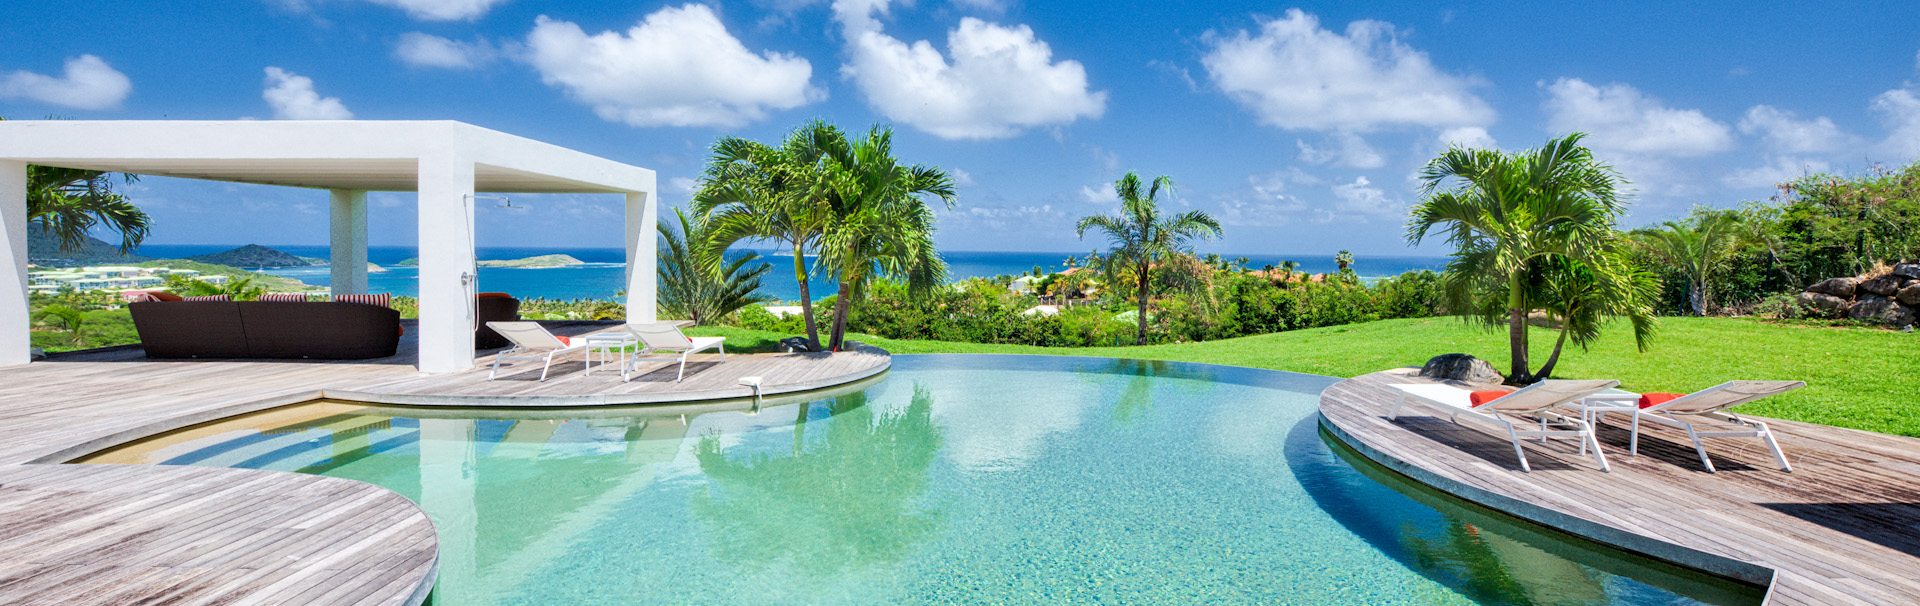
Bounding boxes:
[1419,354,1504,385]
[1807,277,1859,298]
[1847,296,1917,326]
[1798,292,1851,317]
[778,337,820,353]
[1892,264,1920,281]
[1898,283,1920,307]
[1859,275,1905,297]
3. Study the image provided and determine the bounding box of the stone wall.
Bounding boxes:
[1798,264,1920,327]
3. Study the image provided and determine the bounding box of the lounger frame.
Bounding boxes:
[1629,380,1805,473]
[1388,380,1620,472]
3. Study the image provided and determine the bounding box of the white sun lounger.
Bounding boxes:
[485,321,589,382]
[623,322,726,382]
[1630,380,1805,473]
[1388,379,1621,472]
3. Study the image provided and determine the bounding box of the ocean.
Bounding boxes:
[133,245,1448,302]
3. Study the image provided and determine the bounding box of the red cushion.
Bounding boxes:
[1639,393,1685,409]
[397,325,405,337]
[148,291,185,302]
[1469,390,1512,406]
[555,335,570,346]
[334,293,392,308]
[476,292,512,299]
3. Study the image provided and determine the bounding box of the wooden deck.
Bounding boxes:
[0,321,889,604]
[1320,368,1920,606]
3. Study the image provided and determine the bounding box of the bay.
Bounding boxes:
[131,245,1447,302]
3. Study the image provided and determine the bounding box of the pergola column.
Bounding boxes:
[417,154,475,373]
[329,189,368,296]
[623,190,656,324]
[0,161,26,367]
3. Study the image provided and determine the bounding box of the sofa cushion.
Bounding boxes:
[237,302,400,359]
[130,301,250,358]
[334,293,392,308]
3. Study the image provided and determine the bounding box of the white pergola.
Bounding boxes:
[0,120,657,373]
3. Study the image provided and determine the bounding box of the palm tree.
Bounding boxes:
[695,121,840,350]
[1530,254,1659,379]
[1076,172,1222,345]
[30,305,86,346]
[659,207,775,325]
[1335,250,1353,271]
[1407,133,1653,384]
[5,117,151,254]
[164,274,267,300]
[815,124,956,351]
[1279,260,1301,282]
[1630,209,1750,316]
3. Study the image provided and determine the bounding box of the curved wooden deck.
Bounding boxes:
[0,465,436,606]
[1320,368,1920,606]
[0,321,889,604]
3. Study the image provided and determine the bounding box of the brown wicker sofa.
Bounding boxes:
[130,300,402,359]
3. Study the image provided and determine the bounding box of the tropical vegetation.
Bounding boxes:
[1076,172,1221,345]
[695,120,839,349]
[3,117,151,254]
[657,208,773,326]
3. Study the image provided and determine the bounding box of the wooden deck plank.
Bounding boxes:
[1320,368,1920,605]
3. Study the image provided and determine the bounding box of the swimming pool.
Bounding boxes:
[81,355,1761,605]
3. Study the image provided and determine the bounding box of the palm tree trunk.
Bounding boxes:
[1688,277,1706,316]
[793,245,821,350]
[1535,317,1572,379]
[1135,264,1149,345]
[828,279,853,352]
[1507,272,1529,384]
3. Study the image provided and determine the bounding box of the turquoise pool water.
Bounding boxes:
[86,355,1761,605]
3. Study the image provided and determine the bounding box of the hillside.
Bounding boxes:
[185,244,324,268]
[135,259,315,292]
[27,227,152,267]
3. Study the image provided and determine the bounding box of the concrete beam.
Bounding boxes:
[329,190,368,296]
[0,161,26,367]
[417,155,475,373]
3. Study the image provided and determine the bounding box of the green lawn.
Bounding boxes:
[690,317,1920,437]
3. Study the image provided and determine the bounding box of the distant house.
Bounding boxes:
[28,266,214,294]
[1010,276,1039,294]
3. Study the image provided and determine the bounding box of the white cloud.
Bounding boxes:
[1541,78,1732,157]
[365,0,509,21]
[1738,105,1855,154]
[262,67,352,120]
[1200,9,1493,132]
[1330,176,1401,220]
[834,1,1106,140]
[1438,126,1496,149]
[525,6,821,128]
[1296,132,1384,168]
[1723,156,1829,189]
[950,203,1063,231]
[1078,184,1116,204]
[1210,171,1307,227]
[668,176,698,194]
[1870,88,1920,160]
[394,33,496,69]
[0,55,131,111]
[949,168,977,187]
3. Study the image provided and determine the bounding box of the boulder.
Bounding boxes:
[778,336,820,353]
[1798,291,1851,317]
[1898,283,1920,307]
[1419,354,1504,385]
[1807,277,1859,298]
[1859,275,1905,297]
[1847,296,1917,326]
[1892,264,1920,281]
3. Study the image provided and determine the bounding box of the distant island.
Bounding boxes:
[186,244,325,269]
[396,254,585,268]
[26,227,152,267]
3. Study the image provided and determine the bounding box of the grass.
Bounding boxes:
[690,316,1920,437]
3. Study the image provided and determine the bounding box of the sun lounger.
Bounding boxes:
[485,321,589,382]
[623,322,726,382]
[1388,379,1620,472]
[1630,380,1805,473]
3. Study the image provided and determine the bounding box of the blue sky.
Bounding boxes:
[5,1,1919,256]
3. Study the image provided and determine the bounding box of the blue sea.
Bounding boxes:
[134,245,1447,303]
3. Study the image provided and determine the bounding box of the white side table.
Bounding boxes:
[581,332,639,378]
[1567,388,1641,431]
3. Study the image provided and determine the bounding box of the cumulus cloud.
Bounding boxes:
[1330,176,1401,220]
[1738,105,1856,154]
[1723,156,1829,189]
[1210,171,1307,227]
[950,203,1064,231]
[1200,9,1493,133]
[365,0,509,21]
[1541,78,1732,157]
[1438,126,1497,149]
[1870,88,1920,160]
[1078,184,1116,204]
[834,0,1106,139]
[1296,132,1385,169]
[525,6,821,128]
[262,67,352,120]
[0,55,131,110]
[394,33,497,69]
